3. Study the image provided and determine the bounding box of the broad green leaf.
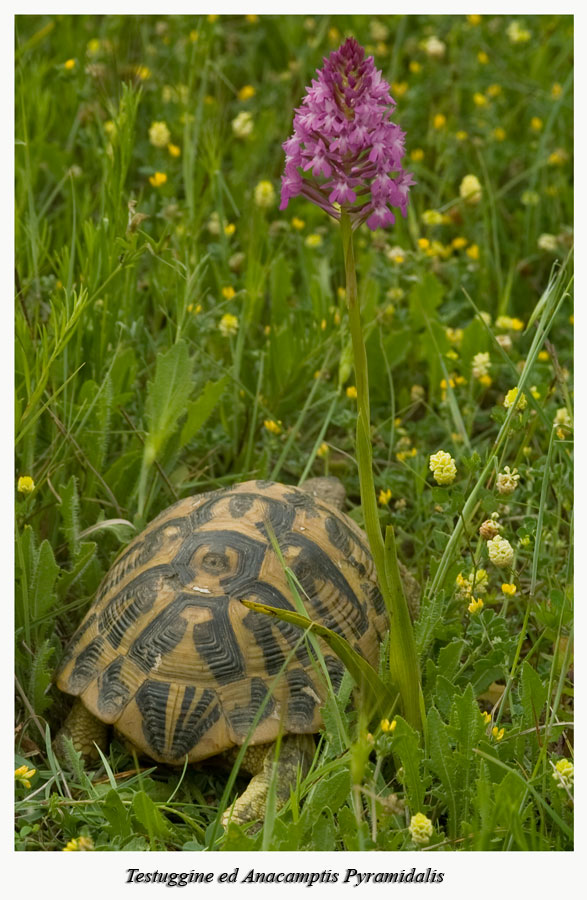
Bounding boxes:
[103,789,132,840]
[428,706,459,838]
[391,715,425,813]
[179,376,229,447]
[304,768,350,817]
[132,790,172,841]
[144,340,193,462]
[519,660,547,727]
[240,599,396,720]
[32,539,60,621]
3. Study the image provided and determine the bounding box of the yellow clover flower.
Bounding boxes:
[409,812,434,845]
[502,583,517,596]
[429,450,457,485]
[503,387,527,411]
[264,419,282,435]
[378,488,392,506]
[149,172,167,188]
[219,313,239,337]
[346,385,358,400]
[487,535,514,568]
[149,121,171,149]
[459,174,482,205]
[254,180,276,208]
[552,758,573,790]
[380,718,397,733]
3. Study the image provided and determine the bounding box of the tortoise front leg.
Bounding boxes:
[54,699,108,764]
[221,733,314,827]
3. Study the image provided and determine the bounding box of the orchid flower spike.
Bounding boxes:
[280,37,415,231]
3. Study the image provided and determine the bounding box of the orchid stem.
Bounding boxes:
[340,210,422,732]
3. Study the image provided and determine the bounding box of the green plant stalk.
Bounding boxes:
[340,211,421,731]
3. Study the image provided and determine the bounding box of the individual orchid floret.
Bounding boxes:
[280,37,414,231]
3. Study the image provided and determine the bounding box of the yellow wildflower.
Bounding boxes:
[64,58,76,70]
[455,130,468,141]
[254,180,276,208]
[380,718,397,733]
[473,92,488,107]
[346,385,358,400]
[530,116,543,131]
[479,374,492,388]
[189,30,199,42]
[396,447,417,462]
[63,836,94,852]
[492,726,505,741]
[168,143,181,157]
[507,21,531,43]
[15,765,36,789]
[477,51,489,64]
[264,419,282,435]
[445,327,463,345]
[472,352,490,379]
[502,583,517,596]
[245,14,259,23]
[467,14,482,25]
[134,65,151,81]
[221,286,236,300]
[305,233,323,248]
[224,223,236,237]
[232,111,254,139]
[429,450,457,486]
[548,149,568,167]
[551,82,563,99]
[554,408,572,430]
[207,14,219,23]
[328,26,340,44]
[409,812,434,845]
[468,597,484,615]
[316,442,329,458]
[433,113,446,129]
[503,387,527,410]
[538,350,550,361]
[466,243,480,260]
[496,466,520,495]
[391,82,408,98]
[378,488,392,506]
[418,238,430,250]
[487,535,514,568]
[17,476,35,494]
[409,60,421,73]
[149,172,167,188]
[481,710,492,725]
[422,209,444,226]
[219,313,239,337]
[410,148,424,162]
[552,758,573,789]
[487,84,502,98]
[238,85,256,101]
[149,121,171,149]
[291,217,305,230]
[492,126,506,141]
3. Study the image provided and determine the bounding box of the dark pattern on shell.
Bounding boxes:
[228,493,255,518]
[68,636,105,693]
[290,555,348,639]
[171,529,267,597]
[325,515,368,577]
[228,677,275,736]
[171,686,220,758]
[243,582,312,668]
[99,570,161,650]
[324,654,345,693]
[284,533,369,638]
[361,580,386,618]
[96,657,131,718]
[97,517,192,601]
[55,613,96,675]
[128,595,190,674]
[281,488,320,518]
[192,598,247,685]
[136,679,171,756]
[286,668,320,729]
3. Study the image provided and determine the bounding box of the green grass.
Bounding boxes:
[15,13,573,852]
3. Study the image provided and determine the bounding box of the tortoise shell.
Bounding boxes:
[56,480,387,764]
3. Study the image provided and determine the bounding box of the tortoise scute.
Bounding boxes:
[57,480,388,763]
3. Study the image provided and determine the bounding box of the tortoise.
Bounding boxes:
[55,477,417,825]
